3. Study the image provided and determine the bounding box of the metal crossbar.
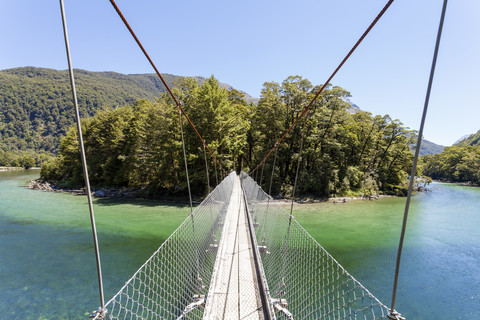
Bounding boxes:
[240,172,392,320]
[93,172,235,320]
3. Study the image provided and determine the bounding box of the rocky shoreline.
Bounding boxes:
[26,178,138,198]
[26,178,401,202]
[0,166,27,171]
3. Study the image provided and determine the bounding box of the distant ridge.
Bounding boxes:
[341,97,361,114]
[454,130,480,146]
[454,134,471,145]
[418,139,444,156]
[0,67,256,154]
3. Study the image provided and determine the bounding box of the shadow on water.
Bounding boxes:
[94,197,191,208]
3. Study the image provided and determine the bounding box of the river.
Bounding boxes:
[0,170,479,319]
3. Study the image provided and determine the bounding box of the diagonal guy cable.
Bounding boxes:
[251,0,395,175]
[59,0,105,316]
[389,0,448,317]
[108,0,226,175]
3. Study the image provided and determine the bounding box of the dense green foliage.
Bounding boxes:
[249,76,415,197]
[455,129,480,147]
[42,75,416,197]
[41,76,250,195]
[0,67,257,167]
[0,67,181,157]
[0,149,51,168]
[422,129,480,184]
[422,145,480,184]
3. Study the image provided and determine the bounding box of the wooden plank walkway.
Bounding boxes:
[203,175,265,320]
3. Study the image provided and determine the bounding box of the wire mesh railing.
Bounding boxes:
[93,172,235,320]
[240,172,391,320]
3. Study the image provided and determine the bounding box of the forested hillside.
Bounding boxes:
[455,130,480,147]
[0,67,254,166]
[422,130,480,184]
[42,75,416,198]
[418,139,444,156]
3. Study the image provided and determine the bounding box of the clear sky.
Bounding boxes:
[1,0,478,146]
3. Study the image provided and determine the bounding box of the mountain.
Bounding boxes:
[454,130,480,146]
[418,139,444,156]
[454,134,471,145]
[0,67,256,155]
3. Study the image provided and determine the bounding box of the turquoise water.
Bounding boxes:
[0,170,188,320]
[292,184,480,319]
[1,171,479,319]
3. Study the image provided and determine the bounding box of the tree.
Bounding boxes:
[21,156,36,169]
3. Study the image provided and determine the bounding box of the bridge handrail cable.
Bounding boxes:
[95,172,236,319]
[241,172,394,319]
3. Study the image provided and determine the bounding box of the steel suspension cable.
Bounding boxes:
[268,148,278,197]
[203,141,211,194]
[389,0,448,317]
[58,0,105,317]
[289,110,309,219]
[250,0,395,175]
[108,0,226,174]
[178,108,193,212]
[279,110,309,295]
[214,157,219,186]
[260,147,278,245]
[259,160,265,187]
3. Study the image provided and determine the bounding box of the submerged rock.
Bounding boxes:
[94,189,106,197]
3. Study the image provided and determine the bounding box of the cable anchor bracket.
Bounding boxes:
[272,298,293,319]
[388,310,406,320]
[89,307,107,319]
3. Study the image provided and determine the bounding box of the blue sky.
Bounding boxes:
[1,0,478,146]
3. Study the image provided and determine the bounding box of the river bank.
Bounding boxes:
[434,178,480,187]
[26,177,163,200]
[25,178,201,203]
[0,166,26,171]
[28,177,396,203]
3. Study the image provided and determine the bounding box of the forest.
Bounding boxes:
[0,67,199,167]
[422,131,480,185]
[0,67,258,168]
[41,75,416,198]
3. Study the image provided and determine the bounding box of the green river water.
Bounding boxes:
[0,170,479,319]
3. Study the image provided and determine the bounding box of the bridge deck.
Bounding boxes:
[203,175,265,319]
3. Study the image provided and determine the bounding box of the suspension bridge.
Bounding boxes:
[55,0,448,318]
[90,172,394,319]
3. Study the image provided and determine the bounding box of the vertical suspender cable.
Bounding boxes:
[178,108,193,212]
[58,0,105,316]
[261,147,278,245]
[289,110,309,218]
[203,141,211,194]
[269,148,278,196]
[214,158,219,186]
[259,160,265,188]
[389,0,448,317]
[279,110,309,295]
